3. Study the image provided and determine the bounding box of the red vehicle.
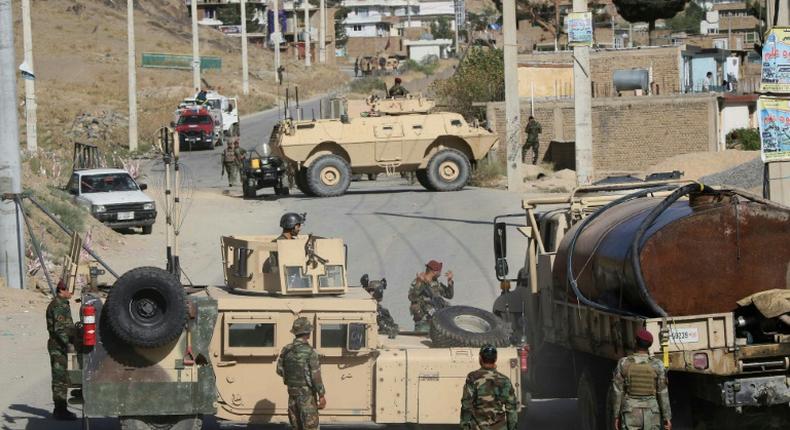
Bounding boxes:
[176,107,216,150]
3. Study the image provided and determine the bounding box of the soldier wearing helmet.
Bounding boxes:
[276,317,326,429]
[611,328,672,430]
[408,259,454,332]
[278,212,304,240]
[460,345,518,430]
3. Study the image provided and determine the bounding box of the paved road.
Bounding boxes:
[0,100,582,430]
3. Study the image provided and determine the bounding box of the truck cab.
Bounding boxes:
[176,106,216,150]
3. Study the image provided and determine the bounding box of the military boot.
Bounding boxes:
[52,401,78,421]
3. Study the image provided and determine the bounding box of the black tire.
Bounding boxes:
[415,169,434,190]
[105,267,187,349]
[425,148,471,191]
[274,186,290,196]
[242,181,257,198]
[120,415,202,430]
[295,168,314,196]
[367,173,378,181]
[141,225,153,235]
[429,305,511,347]
[306,154,351,197]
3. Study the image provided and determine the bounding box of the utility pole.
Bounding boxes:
[766,0,790,205]
[0,0,25,289]
[319,0,326,63]
[304,0,311,67]
[241,0,250,95]
[407,0,411,28]
[572,0,593,185]
[503,0,521,191]
[453,0,460,55]
[127,0,138,151]
[21,0,36,152]
[274,0,282,84]
[191,0,201,90]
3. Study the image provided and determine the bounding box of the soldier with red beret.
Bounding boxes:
[408,259,454,332]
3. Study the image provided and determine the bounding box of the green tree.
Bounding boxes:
[612,0,689,45]
[335,6,350,47]
[217,3,259,28]
[431,47,504,120]
[666,1,705,33]
[431,16,453,40]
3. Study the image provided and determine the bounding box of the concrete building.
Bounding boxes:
[699,2,761,50]
[404,38,452,62]
[342,0,456,38]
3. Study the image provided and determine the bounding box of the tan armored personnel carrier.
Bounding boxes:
[269,96,499,197]
[69,233,521,429]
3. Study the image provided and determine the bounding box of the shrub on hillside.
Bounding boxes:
[726,128,760,151]
[431,47,504,120]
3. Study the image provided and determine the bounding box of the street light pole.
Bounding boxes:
[0,0,25,289]
[21,0,37,152]
[274,0,282,84]
[191,0,201,90]
[502,0,521,191]
[304,0,311,67]
[127,0,138,151]
[572,0,593,185]
[319,0,326,64]
[241,0,250,95]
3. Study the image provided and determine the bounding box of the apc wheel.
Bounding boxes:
[306,154,351,197]
[415,169,434,190]
[106,267,186,349]
[426,149,471,191]
[141,225,153,235]
[295,168,314,196]
[429,306,511,347]
[120,415,202,430]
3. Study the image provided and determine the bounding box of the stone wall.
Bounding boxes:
[486,94,719,176]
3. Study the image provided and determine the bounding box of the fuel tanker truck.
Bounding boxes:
[491,181,790,430]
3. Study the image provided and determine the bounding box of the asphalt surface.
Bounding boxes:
[0,100,581,430]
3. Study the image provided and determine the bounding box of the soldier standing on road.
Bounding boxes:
[47,281,78,421]
[408,259,454,332]
[523,116,542,165]
[389,77,410,98]
[221,140,243,187]
[611,329,672,430]
[277,317,327,430]
[278,212,304,240]
[354,57,359,77]
[460,345,519,430]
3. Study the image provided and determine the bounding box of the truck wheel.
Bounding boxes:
[141,225,153,235]
[429,306,511,347]
[295,169,314,196]
[415,169,434,190]
[426,149,471,191]
[306,154,351,197]
[577,369,606,430]
[120,415,202,430]
[106,267,187,349]
[242,181,257,198]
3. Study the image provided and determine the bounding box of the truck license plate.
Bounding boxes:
[117,212,134,220]
[668,328,699,344]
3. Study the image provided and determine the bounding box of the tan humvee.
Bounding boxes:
[269,96,499,197]
[72,234,522,428]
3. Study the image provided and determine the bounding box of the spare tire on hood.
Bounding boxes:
[105,267,187,349]
[430,305,511,347]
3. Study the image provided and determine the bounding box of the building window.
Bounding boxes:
[353,25,362,32]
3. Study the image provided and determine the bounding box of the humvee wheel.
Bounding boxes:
[306,154,351,197]
[120,415,202,430]
[415,169,434,190]
[426,149,471,191]
[429,306,511,347]
[106,267,187,349]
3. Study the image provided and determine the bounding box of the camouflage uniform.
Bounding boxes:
[376,304,399,338]
[523,119,542,164]
[389,84,409,97]
[408,277,453,332]
[46,296,75,406]
[277,337,325,430]
[611,353,672,430]
[221,145,244,186]
[460,367,518,430]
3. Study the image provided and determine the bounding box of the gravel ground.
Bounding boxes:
[700,157,764,193]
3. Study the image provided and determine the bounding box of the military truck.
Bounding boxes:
[69,234,522,429]
[269,96,499,197]
[491,181,790,430]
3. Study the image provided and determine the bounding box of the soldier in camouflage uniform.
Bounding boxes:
[277,317,327,430]
[460,345,519,430]
[611,329,672,430]
[46,281,78,420]
[408,259,454,332]
[523,116,542,165]
[361,276,399,338]
[221,139,245,187]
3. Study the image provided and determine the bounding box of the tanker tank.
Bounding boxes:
[553,186,790,317]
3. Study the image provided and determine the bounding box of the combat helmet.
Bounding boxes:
[479,344,497,362]
[280,212,305,230]
[291,317,313,335]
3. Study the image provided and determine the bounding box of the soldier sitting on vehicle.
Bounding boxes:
[388,77,410,98]
[460,345,519,430]
[408,260,454,332]
[361,275,399,338]
[278,212,304,240]
[611,329,672,430]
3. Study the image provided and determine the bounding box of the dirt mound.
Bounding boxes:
[647,150,760,180]
[0,282,51,310]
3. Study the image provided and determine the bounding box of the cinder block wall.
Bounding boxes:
[486,94,719,176]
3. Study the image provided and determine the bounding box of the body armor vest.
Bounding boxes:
[626,362,657,397]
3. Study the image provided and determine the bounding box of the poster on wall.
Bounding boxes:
[566,12,593,46]
[761,27,790,93]
[758,96,790,162]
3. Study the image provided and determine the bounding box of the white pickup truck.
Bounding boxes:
[66,168,157,234]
